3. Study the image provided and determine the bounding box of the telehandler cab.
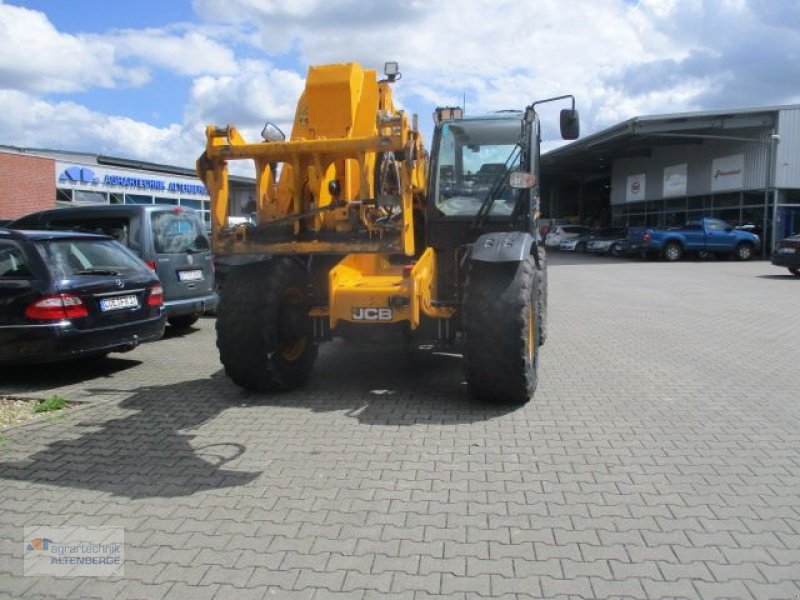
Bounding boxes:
[197,62,579,403]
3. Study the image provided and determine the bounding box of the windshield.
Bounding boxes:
[40,239,145,279]
[433,119,523,217]
[151,210,209,254]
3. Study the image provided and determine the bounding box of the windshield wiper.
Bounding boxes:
[74,268,121,276]
[469,144,521,234]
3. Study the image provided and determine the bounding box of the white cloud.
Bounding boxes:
[111,27,238,77]
[0,3,146,93]
[0,90,199,167]
[184,61,305,139]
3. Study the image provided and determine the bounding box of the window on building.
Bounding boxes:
[155,197,178,206]
[110,193,124,205]
[688,195,711,211]
[73,190,107,204]
[56,188,72,203]
[125,194,153,205]
[179,198,202,209]
[742,191,764,207]
[713,192,741,208]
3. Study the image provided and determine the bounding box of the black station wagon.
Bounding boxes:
[0,229,165,364]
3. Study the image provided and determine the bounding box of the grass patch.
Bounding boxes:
[1,394,74,429]
[33,395,68,414]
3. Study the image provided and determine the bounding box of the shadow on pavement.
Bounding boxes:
[756,273,800,280]
[239,340,523,424]
[0,342,520,498]
[0,356,142,396]
[0,376,261,499]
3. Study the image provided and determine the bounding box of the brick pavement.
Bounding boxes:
[1,255,799,599]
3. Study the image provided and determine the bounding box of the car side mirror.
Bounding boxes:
[560,109,580,140]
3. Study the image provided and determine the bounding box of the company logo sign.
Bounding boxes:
[58,165,207,196]
[59,166,99,184]
[352,307,393,321]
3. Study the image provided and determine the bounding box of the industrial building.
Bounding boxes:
[0,146,255,226]
[541,104,800,252]
[3,104,799,252]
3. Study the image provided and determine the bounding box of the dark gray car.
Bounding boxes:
[11,205,217,330]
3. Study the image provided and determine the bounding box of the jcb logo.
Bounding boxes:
[352,307,393,321]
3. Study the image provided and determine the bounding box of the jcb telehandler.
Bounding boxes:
[197,62,579,403]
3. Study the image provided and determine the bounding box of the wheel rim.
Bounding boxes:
[666,246,679,260]
[739,245,751,259]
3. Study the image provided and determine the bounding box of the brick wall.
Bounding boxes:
[0,152,56,220]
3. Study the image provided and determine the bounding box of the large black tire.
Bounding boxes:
[536,255,548,346]
[734,242,754,261]
[216,259,317,391]
[463,256,540,403]
[168,314,200,330]
[663,242,682,262]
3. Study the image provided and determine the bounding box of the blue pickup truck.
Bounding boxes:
[628,218,760,261]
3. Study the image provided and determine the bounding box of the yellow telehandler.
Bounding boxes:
[197,62,579,403]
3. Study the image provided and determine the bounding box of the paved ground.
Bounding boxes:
[1,254,799,599]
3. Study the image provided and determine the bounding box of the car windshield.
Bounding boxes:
[433,119,523,217]
[39,239,144,279]
[151,210,209,254]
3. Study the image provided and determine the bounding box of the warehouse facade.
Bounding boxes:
[0,146,255,226]
[541,104,800,253]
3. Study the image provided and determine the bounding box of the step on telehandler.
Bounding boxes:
[197,61,579,403]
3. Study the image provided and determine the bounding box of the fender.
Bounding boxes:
[470,231,536,263]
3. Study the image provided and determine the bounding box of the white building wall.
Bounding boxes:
[776,108,800,189]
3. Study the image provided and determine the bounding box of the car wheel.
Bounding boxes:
[576,242,586,253]
[663,242,682,262]
[789,267,800,277]
[735,242,754,261]
[609,243,622,257]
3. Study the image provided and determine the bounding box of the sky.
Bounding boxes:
[0,0,799,174]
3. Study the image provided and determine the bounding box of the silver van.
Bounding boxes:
[11,205,217,329]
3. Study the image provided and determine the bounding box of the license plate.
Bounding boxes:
[99,294,139,312]
[778,247,796,254]
[178,269,203,282]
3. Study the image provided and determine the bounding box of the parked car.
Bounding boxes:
[586,227,628,255]
[0,229,165,365]
[559,229,591,252]
[545,225,590,249]
[11,205,217,329]
[771,233,800,276]
[627,218,759,261]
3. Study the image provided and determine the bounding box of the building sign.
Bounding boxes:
[626,173,646,202]
[55,161,208,199]
[663,163,687,197]
[711,154,744,192]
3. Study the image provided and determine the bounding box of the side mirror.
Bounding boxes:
[560,109,580,140]
[261,122,286,143]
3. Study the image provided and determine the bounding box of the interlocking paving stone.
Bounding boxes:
[2,256,799,598]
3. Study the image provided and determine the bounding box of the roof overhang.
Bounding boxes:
[541,106,784,181]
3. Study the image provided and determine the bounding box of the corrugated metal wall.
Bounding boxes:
[610,127,774,204]
[776,108,800,188]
